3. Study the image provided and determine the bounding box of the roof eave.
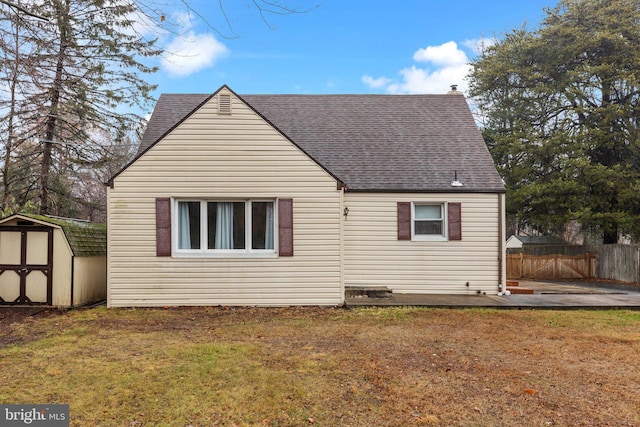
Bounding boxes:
[345,187,506,194]
[0,213,62,227]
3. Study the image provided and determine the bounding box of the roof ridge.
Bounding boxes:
[159,93,457,97]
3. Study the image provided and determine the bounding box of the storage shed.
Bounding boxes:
[0,214,106,307]
[506,235,568,252]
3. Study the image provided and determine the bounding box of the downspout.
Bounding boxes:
[339,184,346,305]
[498,193,504,290]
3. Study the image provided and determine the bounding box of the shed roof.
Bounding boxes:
[133,86,505,193]
[0,214,106,256]
[511,235,568,245]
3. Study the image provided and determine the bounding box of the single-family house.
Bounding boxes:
[106,85,505,307]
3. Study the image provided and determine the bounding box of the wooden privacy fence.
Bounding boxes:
[508,244,640,283]
[507,253,596,280]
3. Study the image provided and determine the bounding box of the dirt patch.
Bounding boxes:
[0,307,64,347]
[1,307,54,322]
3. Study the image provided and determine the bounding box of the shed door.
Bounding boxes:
[0,226,53,305]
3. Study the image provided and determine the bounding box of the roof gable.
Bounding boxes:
[109,86,343,188]
[126,85,504,193]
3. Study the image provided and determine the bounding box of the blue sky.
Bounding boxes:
[145,0,556,104]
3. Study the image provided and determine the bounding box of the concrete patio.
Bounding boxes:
[345,280,640,309]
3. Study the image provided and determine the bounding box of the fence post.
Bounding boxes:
[637,246,640,284]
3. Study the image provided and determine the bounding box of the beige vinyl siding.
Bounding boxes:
[51,228,73,306]
[108,91,342,307]
[73,256,107,305]
[343,193,504,294]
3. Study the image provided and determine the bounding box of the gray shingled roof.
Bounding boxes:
[136,89,504,192]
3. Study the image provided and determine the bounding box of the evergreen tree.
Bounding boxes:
[0,0,159,217]
[469,0,640,243]
[0,0,310,219]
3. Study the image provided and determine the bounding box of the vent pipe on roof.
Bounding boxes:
[447,84,463,95]
[451,170,464,187]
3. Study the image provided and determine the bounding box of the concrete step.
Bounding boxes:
[507,286,534,295]
[345,286,393,299]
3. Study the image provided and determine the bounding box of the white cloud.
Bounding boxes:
[361,75,393,88]
[161,31,228,76]
[386,64,470,94]
[413,41,467,67]
[362,40,473,94]
[158,11,229,77]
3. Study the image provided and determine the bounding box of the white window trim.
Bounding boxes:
[411,202,448,242]
[172,198,278,258]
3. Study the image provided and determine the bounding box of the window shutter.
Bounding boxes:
[156,198,172,256]
[397,202,411,240]
[278,198,294,256]
[448,202,462,241]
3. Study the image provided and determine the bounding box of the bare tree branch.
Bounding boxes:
[0,0,48,20]
[172,0,318,38]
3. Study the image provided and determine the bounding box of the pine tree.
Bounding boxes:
[469,0,640,243]
[0,0,310,219]
[0,0,159,217]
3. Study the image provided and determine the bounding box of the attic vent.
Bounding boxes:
[218,94,232,115]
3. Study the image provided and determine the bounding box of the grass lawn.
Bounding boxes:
[1,306,639,426]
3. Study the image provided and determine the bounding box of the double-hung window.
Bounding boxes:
[176,200,275,254]
[413,204,445,239]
